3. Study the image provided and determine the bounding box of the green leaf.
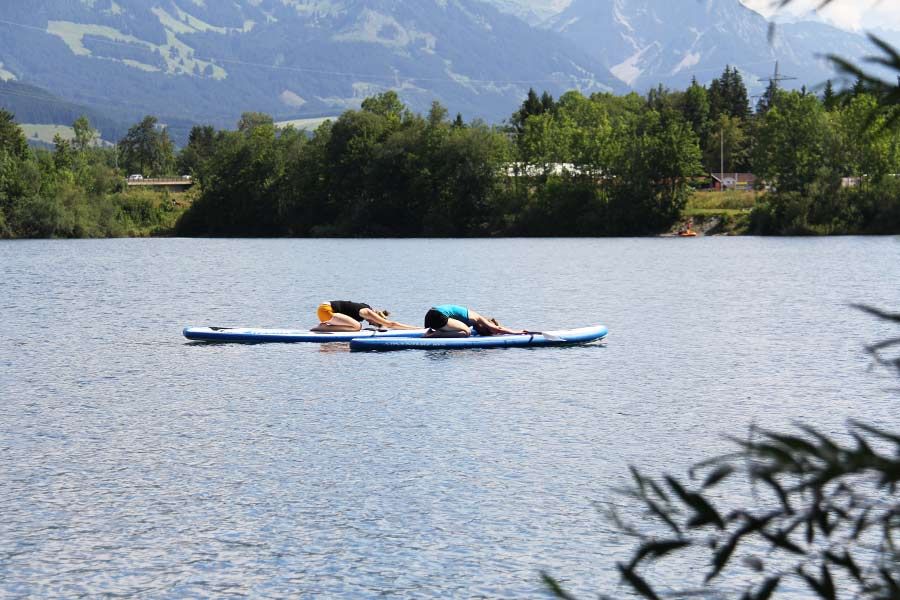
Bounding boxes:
[852,507,871,539]
[630,539,691,568]
[820,564,836,600]
[540,572,579,600]
[761,530,805,555]
[665,476,724,529]
[629,466,648,496]
[617,564,661,600]
[766,432,820,456]
[797,425,841,457]
[706,536,738,582]
[702,465,734,489]
[751,576,781,600]
[797,566,828,598]
[645,499,682,535]
[754,471,793,514]
[852,421,900,446]
[850,304,900,325]
[826,550,864,583]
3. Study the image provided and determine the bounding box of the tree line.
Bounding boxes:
[2,66,900,238]
[0,111,182,238]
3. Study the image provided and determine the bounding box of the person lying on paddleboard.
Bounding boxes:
[312,301,419,332]
[423,305,525,337]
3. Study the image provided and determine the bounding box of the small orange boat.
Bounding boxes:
[678,230,698,237]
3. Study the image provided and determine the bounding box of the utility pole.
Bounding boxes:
[720,127,725,192]
[761,61,797,111]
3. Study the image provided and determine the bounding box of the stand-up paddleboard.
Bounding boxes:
[183,326,428,343]
[349,325,608,351]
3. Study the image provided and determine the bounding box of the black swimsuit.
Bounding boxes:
[329,301,372,323]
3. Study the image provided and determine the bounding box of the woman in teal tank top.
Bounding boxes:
[424,305,524,337]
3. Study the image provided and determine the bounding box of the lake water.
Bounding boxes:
[2,237,899,598]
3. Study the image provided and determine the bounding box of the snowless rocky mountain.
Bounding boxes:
[0,0,889,136]
[0,0,620,130]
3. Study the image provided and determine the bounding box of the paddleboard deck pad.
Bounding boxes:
[184,327,428,343]
[349,325,608,351]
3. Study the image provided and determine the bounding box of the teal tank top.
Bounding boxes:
[433,304,471,324]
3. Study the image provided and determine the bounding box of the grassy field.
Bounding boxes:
[687,190,758,211]
[275,117,335,131]
[22,123,112,147]
[680,190,758,234]
[684,207,747,217]
[21,124,76,145]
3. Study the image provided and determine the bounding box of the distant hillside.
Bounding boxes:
[0,0,889,136]
[0,0,622,130]
[0,81,198,146]
[0,81,129,142]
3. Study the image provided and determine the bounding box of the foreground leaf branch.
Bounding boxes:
[544,422,900,599]
[544,306,900,599]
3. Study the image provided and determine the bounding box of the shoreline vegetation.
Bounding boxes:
[2,67,899,239]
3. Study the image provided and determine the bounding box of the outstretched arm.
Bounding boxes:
[360,308,419,330]
[469,310,525,335]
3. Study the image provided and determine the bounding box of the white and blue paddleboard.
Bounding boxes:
[349,325,608,351]
[183,326,429,343]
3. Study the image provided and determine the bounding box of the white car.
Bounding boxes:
[128,174,144,181]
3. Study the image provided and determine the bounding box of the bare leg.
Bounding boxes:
[425,317,471,337]
[310,313,363,332]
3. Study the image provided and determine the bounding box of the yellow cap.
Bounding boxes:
[317,303,334,323]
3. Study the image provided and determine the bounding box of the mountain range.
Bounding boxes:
[543,0,879,91]
[0,0,893,143]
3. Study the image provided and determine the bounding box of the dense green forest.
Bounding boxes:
[2,67,900,239]
[0,111,183,238]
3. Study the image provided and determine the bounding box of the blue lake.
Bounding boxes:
[2,237,899,598]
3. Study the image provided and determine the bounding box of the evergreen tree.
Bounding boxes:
[822,80,837,111]
[511,88,545,134]
[0,109,28,160]
[709,66,750,121]
[540,91,556,114]
[118,116,175,177]
[680,77,710,141]
[647,84,672,113]
[427,101,448,129]
[177,125,217,183]
[725,66,751,119]
[52,134,75,171]
[757,77,780,114]
[72,115,96,153]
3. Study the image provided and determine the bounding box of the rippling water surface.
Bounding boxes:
[2,237,899,598]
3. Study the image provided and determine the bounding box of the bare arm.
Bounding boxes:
[360,308,419,330]
[469,311,525,335]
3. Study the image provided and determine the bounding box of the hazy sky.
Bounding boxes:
[741,0,900,31]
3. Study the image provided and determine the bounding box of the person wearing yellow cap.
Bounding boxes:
[312,300,418,332]
[423,305,525,338]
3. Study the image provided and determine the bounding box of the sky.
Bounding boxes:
[740,0,900,31]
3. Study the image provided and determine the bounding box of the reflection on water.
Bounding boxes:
[1,237,898,598]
